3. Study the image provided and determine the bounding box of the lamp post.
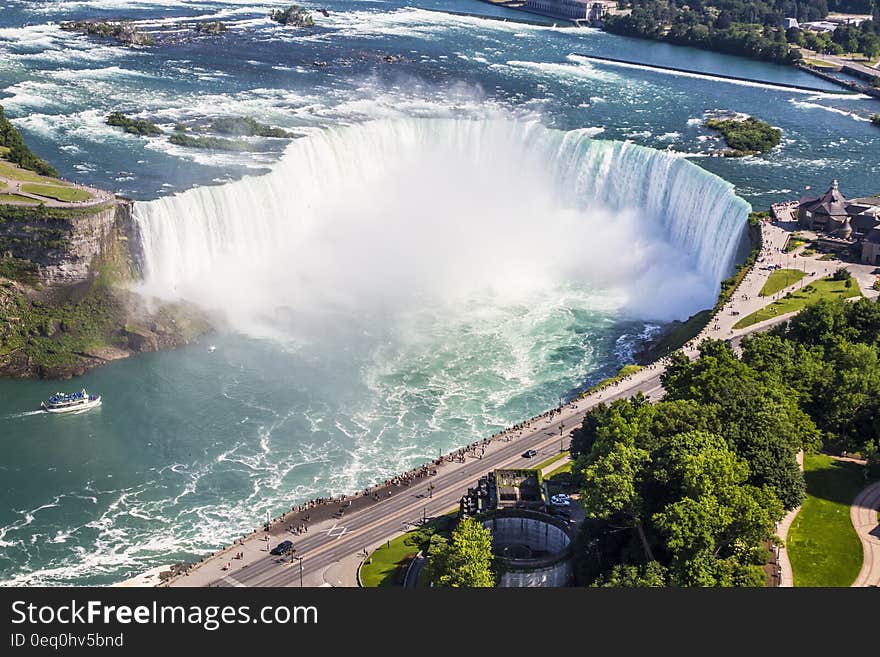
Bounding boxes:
[293,555,304,587]
[559,423,565,452]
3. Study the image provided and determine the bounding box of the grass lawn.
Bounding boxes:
[734,277,861,329]
[360,511,456,587]
[533,451,569,473]
[804,58,841,69]
[0,193,39,204]
[545,460,573,478]
[784,237,809,253]
[360,532,421,587]
[787,454,867,587]
[21,183,92,203]
[760,268,806,297]
[582,364,643,397]
[0,160,59,184]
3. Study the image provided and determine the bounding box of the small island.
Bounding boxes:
[106,111,163,136]
[269,5,315,28]
[169,132,256,152]
[872,114,880,127]
[211,116,294,138]
[59,20,155,47]
[705,115,782,157]
[194,20,227,35]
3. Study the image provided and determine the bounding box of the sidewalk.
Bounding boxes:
[851,480,880,587]
[775,451,804,587]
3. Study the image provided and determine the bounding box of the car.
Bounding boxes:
[270,540,294,556]
[521,449,538,458]
[550,494,571,507]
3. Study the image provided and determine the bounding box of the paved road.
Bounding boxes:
[851,480,880,587]
[168,221,877,587]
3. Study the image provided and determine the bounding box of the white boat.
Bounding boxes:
[208,345,216,353]
[40,389,102,414]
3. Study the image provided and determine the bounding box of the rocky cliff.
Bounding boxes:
[0,198,210,379]
[0,200,138,287]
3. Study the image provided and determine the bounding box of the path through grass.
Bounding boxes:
[734,277,861,329]
[788,454,866,587]
[760,268,806,297]
[21,183,92,203]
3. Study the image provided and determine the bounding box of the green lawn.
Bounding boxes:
[0,160,59,184]
[804,58,841,69]
[533,451,570,473]
[759,268,806,297]
[360,511,456,587]
[581,364,644,397]
[0,193,38,204]
[787,454,867,587]
[21,183,92,203]
[545,460,573,478]
[733,277,861,329]
[360,532,421,587]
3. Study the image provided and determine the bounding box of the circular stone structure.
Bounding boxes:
[481,509,574,588]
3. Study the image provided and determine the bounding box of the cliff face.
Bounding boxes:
[0,200,138,288]
[0,198,210,379]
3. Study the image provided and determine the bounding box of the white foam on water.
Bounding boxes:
[787,99,872,122]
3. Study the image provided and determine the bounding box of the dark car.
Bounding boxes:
[270,540,294,555]
[521,449,538,458]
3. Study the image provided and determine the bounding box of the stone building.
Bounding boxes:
[796,180,880,264]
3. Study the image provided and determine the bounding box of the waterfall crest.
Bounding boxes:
[133,118,750,334]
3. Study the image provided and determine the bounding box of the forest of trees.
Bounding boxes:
[0,105,57,177]
[605,0,880,64]
[570,296,880,586]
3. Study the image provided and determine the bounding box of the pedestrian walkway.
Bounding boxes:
[851,480,880,587]
[775,451,803,587]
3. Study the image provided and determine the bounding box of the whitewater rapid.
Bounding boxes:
[134,118,750,337]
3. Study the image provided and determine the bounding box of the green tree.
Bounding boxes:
[594,561,668,587]
[424,517,495,587]
[651,431,782,586]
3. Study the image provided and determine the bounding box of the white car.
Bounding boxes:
[550,494,570,507]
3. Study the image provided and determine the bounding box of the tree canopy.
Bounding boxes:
[0,105,57,177]
[605,1,880,65]
[574,296,880,586]
[424,517,495,587]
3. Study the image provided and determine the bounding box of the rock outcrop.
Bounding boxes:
[0,198,211,379]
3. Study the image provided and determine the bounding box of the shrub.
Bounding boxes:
[832,267,853,281]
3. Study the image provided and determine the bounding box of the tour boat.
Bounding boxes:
[40,389,102,414]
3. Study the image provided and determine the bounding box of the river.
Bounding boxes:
[0,0,877,585]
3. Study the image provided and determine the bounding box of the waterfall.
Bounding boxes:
[133,118,750,333]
